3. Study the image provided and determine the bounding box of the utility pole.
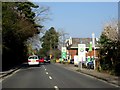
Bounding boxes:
[92,33,96,70]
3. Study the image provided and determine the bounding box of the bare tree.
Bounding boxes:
[33,5,51,25]
[102,20,119,42]
[57,28,69,49]
[118,20,120,40]
[26,4,51,51]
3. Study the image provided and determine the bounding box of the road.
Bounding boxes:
[2,63,119,89]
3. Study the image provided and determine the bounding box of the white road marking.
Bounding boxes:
[1,69,20,81]
[46,72,48,74]
[45,69,47,71]
[49,76,52,79]
[54,86,59,90]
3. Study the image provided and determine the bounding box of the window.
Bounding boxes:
[28,56,34,59]
[34,56,38,59]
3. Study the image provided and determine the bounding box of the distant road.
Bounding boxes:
[2,63,118,89]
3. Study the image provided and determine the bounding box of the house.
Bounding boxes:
[65,37,99,60]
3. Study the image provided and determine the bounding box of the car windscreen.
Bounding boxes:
[28,56,38,59]
[34,56,38,59]
[28,56,34,59]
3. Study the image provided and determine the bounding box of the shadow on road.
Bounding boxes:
[44,63,51,65]
[2,62,51,72]
[20,63,41,69]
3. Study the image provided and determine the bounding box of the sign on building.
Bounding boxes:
[78,44,86,62]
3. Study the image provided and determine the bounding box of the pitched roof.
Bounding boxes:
[70,38,98,48]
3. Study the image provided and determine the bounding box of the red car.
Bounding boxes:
[39,58,44,63]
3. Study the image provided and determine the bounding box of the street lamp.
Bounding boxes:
[92,33,96,70]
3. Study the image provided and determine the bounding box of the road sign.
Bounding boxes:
[61,47,67,59]
[62,47,66,52]
[89,42,92,51]
[78,44,86,62]
[62,52,66,59]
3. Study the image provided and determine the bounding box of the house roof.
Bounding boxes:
[67,38,99,48]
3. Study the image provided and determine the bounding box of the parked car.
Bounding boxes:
[63,59,68,64]
[44,57,50,64]
[70,59,74,64]
[28,55,40,66]
[39,57,44,64]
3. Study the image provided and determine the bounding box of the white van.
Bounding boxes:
[28,55,40,66]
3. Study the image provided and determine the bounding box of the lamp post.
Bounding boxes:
[92,33,96,70]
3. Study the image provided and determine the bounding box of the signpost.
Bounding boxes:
[62,52,66,59]
[92,33,96,70]
[78,44,86,62]
[61,47,67,59]
[78,44,86,70]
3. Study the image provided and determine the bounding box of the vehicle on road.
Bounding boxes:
[28,55,40,66]
[63,59,68,64]
[44,57,50,64]
[70,59,74,64]
[39,57,44,64]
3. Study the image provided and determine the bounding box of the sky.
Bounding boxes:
[33,2,118,38]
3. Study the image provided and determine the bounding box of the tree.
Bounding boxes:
[16,2,38,23]
[24,4,51,55]
[98,20,120,75]
[102,20,119,42]
[57,29,69,49]
[40,27,59,58]
[33,5,50,24]
[2,2,47,70]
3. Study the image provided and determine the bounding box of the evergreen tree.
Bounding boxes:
[2,2,42,70]
[40,27,59,58]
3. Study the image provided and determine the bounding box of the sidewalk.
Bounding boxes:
[55,63,120,87]
[0,65,21,79]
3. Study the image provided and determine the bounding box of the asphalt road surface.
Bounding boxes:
[2,63,119,89]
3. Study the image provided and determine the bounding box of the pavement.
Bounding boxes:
[54,62,120,87]
[0,65,21,79]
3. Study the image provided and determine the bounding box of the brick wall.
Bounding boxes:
[68,49,77,59]
[68,48,99,59]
